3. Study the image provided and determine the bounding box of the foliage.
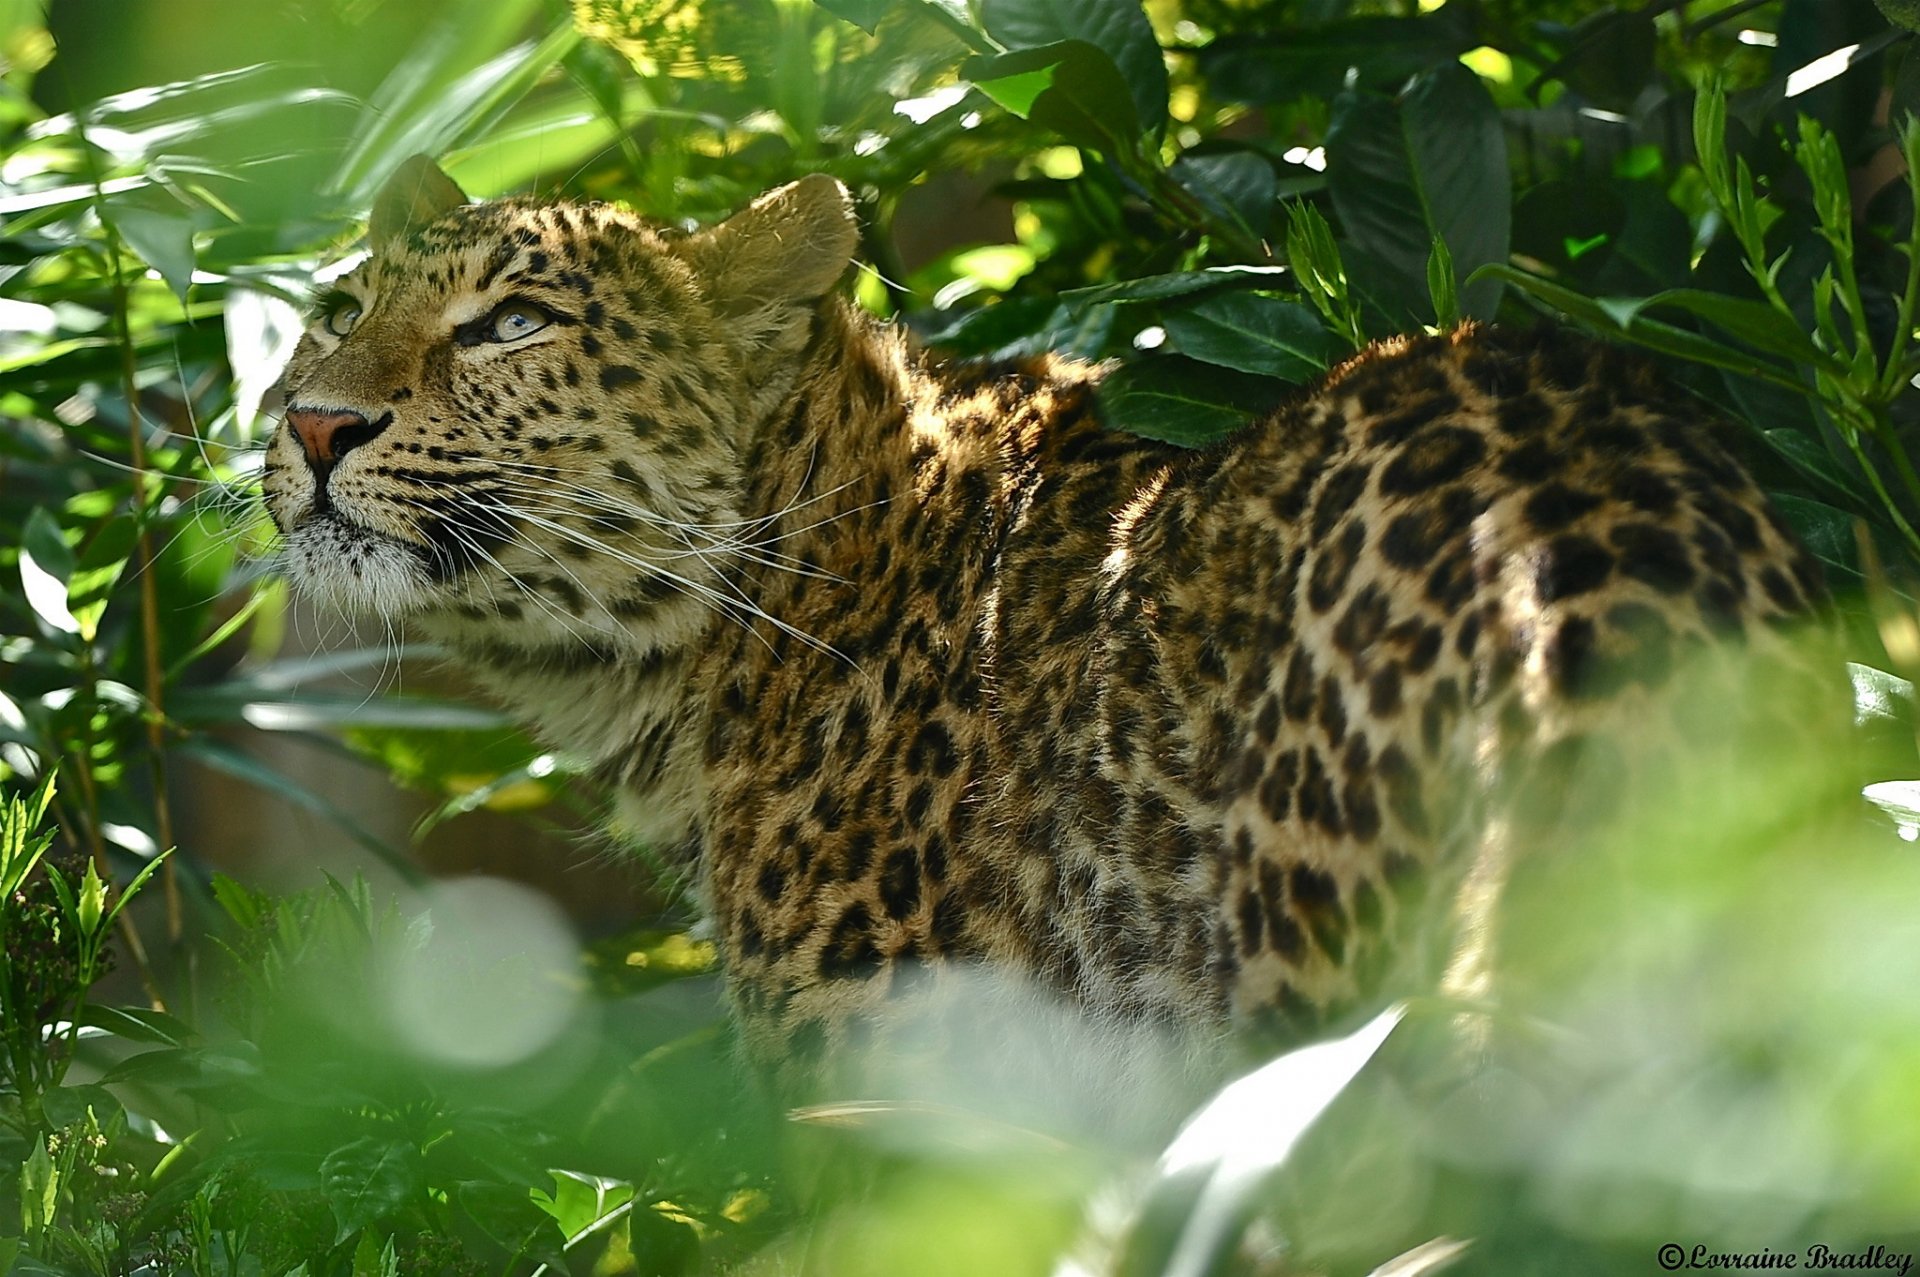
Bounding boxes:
[4,0,1920,1272]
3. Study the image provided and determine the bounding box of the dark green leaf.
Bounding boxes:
[1095,356,1287,446]
[1762,428,1865,503]
[1635,289,1839,372]
[321,1137,425,1245]
[1538,9,1656,111]
[965,40,1141,153]
[1162,294,1336,380]
[1171,152,1277,239]
[813,0,897,33]
[1200,14,1470,103]
[453,1181,570,1269]
[1472,264,1809,393]
[1768,493,1860,578]
[80,1004,197,1048]
[1062,266,1285,306]
[1326,63,1510,321]
[40,1084,123,1131]
[976,0,1167,137]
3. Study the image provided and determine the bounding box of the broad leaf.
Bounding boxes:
[1326,63,1509,321]
[321,1137,425,1244]
[1171,152,1278,239]
[20,508,78,637]
[1162,294,1336,380]
[976,0,1167,138]
[813,0,895,33]
[1095,356,1287,446]
[1062,265,1286,307]
[965,40,1141,154]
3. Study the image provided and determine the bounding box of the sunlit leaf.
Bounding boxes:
[20,507,78,636]
[65,513,137,643]
[976,0,1167,137]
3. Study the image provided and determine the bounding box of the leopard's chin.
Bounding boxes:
[279,512,436,619]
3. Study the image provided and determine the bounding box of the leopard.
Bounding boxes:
[264,156,1828,1107]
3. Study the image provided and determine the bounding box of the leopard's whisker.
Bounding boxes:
[397,496,608,649]
[485,499,852,665]
[470,477,856,585]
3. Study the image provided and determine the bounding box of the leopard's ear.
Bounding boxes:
[370,156,468,250]
[682,174,857,311]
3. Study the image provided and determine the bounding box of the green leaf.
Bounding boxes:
[39,1084,122,1131]
[65,514,137,644]
[1877,0,1920,32]
[1062,265,1286,306]
[1326,63,1510,321]
[1863,780,1920,836]
[1850,663,1915,730]
[1162,294,1337,380]
[1171,152,1277,239]
[1768,493,1860,579]
[106,196,197,304]
[976,0,1167,138]
[1635,289,1839,372]
[174,737,424,882]
[1200,15,1470,104]
[170,685,509,732]
[333,7,578,204]
[531,1170,636,1242]
[1120,1008,1402,1277]
[452,1181,570,1269]
[1762,429,1865,503]
[1426,232,1458,330]
[321,1137,425,1245]
[21,1136,55,1237]
[20,507,78,636]
[1095,356,1287,447]
[812,0,896,33]
[964,40,1141,153]
[80,1004,197,1048]
[350,1231,400,1277]
[1471,264,1808,393]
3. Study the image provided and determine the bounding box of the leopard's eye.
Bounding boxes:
[487,302,550,343]
[324,300,363,337]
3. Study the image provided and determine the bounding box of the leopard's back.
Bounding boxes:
[693,318,1825,1075]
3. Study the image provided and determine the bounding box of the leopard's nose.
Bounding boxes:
[285,406,387,468]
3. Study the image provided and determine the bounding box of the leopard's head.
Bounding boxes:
[264,158,857,651]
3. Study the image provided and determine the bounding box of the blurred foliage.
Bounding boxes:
[4,0,1920,1271]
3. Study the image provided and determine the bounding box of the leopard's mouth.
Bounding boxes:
[278,508,438,617]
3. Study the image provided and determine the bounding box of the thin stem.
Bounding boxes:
[1877,134,1920,400]
[1832,396,1920,562]
[73,121,181,988]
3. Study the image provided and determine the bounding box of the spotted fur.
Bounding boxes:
[266,161,1824,1090]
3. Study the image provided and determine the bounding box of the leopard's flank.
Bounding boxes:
[266,159,1823,1090]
